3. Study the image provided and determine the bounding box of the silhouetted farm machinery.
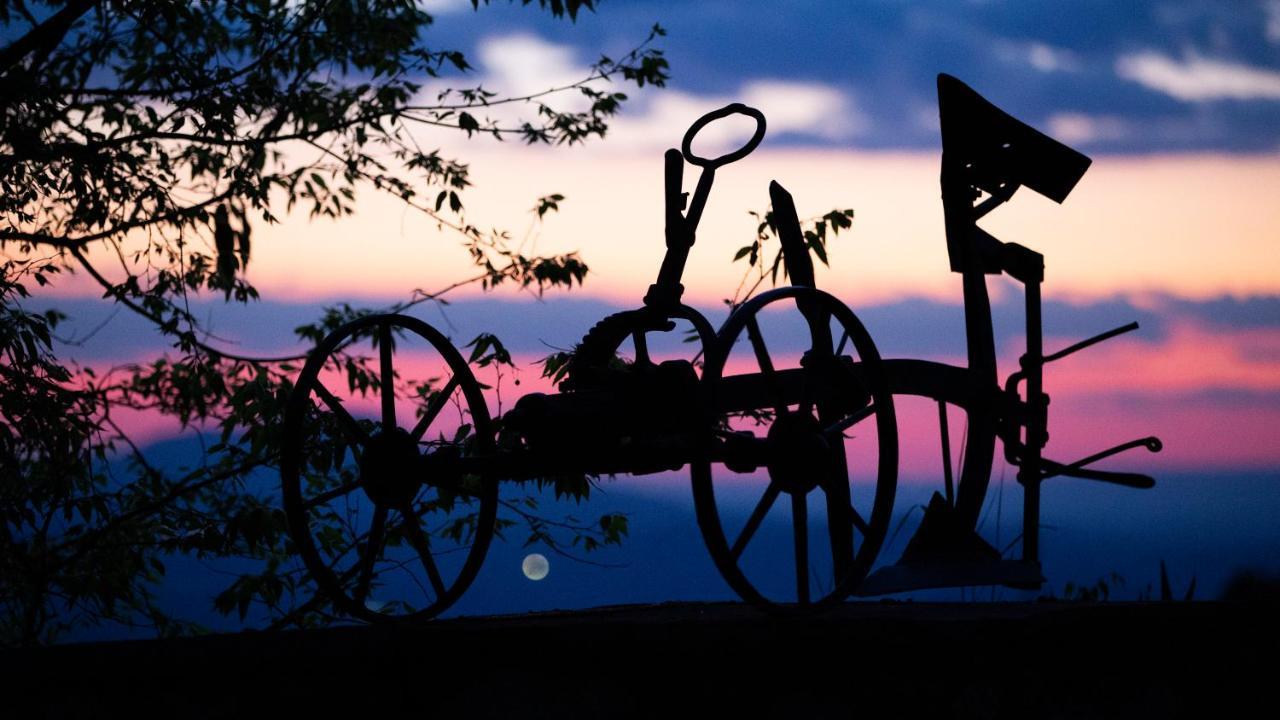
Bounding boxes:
[281,75,1162,621]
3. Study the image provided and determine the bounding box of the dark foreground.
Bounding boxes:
[5,601,1275,718]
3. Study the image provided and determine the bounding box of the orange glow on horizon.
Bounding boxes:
[47,148,1280,312]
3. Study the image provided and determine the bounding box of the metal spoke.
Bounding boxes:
[355,505,388,603]
[824,403,876,438]
[379,322,396,431]
[411,373,461,442]
[745,316,786,415]
[799,378,814,417]
[849,504,870,537]
[730,482,781,560]
[313,380,368,445]
[792,492,810,604]
[633,330,651,365]
[824,456,854,586]
[303,479,360,510]
[835,329,851,357]
[939,401,955,506]
[399,508,447,598]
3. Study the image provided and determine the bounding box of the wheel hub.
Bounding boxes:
[359,428,422,507]
[765,411,830,494]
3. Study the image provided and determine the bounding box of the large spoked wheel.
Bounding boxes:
[281,313,497,623]
[694,287,898,610]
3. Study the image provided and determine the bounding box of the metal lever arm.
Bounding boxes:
[680,103,766,231]
[769,180,833,354]
[663,148,689,249]
[648,103,766,310]
[768,180,815,289]
[1039,436,1163,488]
[1041,460,1156,489]
[1005,320,1142,396]
[1045,321,1140,364]
[647,148,693,308]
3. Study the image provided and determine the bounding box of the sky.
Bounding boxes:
[53,0,1278,467]
[217,0,1280,305]
[22,0,1280,619]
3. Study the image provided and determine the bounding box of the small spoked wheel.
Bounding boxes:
[560,305,717,391]
[694,287,898,610]
[281,313,496,623]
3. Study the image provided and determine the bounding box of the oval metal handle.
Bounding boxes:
[681,103,767,169]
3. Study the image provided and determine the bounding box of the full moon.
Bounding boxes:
[522,553,549,581]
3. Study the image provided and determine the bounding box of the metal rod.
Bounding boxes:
[939,401,955,506]
[1020,278,1044,564]
[684,167,716,231]
[645,149,692,308]
[792,492,810,604]
[731,483,780,560]
[632,330,650,365]
[411,373,461,441]
[1044,321,1139,363]
[379,322,396,431]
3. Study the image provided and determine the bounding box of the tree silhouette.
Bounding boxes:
[0,0,668,644]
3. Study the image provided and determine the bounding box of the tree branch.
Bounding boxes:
[0,0,100,78]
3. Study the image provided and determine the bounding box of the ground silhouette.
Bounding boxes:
[4,600,1274,717]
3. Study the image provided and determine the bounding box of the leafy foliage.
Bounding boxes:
[0,0,667,644]
[728,206,855,309]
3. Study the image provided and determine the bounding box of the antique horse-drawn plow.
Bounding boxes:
[281,75,1161,621]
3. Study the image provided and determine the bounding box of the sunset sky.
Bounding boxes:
[220,0,1280,305]
[17,0,1280,621]
[50,0,1279,474]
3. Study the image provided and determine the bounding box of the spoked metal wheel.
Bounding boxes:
[281,313,497,623]
[694,287,898,610]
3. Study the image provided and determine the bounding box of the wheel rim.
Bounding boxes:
[694,287,898,609]
[877,360,1000,545]
[281,313,496,622]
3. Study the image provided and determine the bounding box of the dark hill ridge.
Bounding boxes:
[5,601,1274,718]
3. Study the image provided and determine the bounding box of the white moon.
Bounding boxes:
[522,553,550,581]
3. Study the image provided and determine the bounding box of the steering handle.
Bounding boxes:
[681,103,767,169]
